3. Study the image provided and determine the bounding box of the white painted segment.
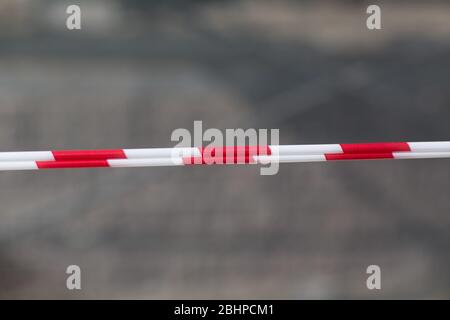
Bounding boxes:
[0,161,39,171]
[256,154,327,163]
[0,151,54,162]
[408,142,450,152]
[393,151,450,159]
[107,158,184,167]
[271,144,342,155]
[124,147,200,159]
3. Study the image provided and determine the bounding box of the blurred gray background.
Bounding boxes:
[0,0,450,299]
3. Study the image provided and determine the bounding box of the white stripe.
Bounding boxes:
[393,151,450,159]
[0,161,39,171]
[256,154,327,163]
[107,158,184,167]
[0,151,54,162]
[408,141,450,152]
[123,147,200,159]
[270,144,342,155]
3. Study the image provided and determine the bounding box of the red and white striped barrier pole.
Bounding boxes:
[0,141,449,171]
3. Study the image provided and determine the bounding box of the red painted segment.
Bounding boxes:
[340,142,410,154]
[52,149,126,161]
[37,160,110,169]
[182,157,206,165]
[325,153,394,161]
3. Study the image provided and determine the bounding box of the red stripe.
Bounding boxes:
[182,157,205,165]
[340,142,410,154]
[36,160,110,169]
[325,153,394,161]
[52,149,126,161]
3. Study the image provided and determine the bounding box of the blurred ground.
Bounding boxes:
[0,0,450,298]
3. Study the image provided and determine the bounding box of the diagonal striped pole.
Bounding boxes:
[0,141,449,171]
